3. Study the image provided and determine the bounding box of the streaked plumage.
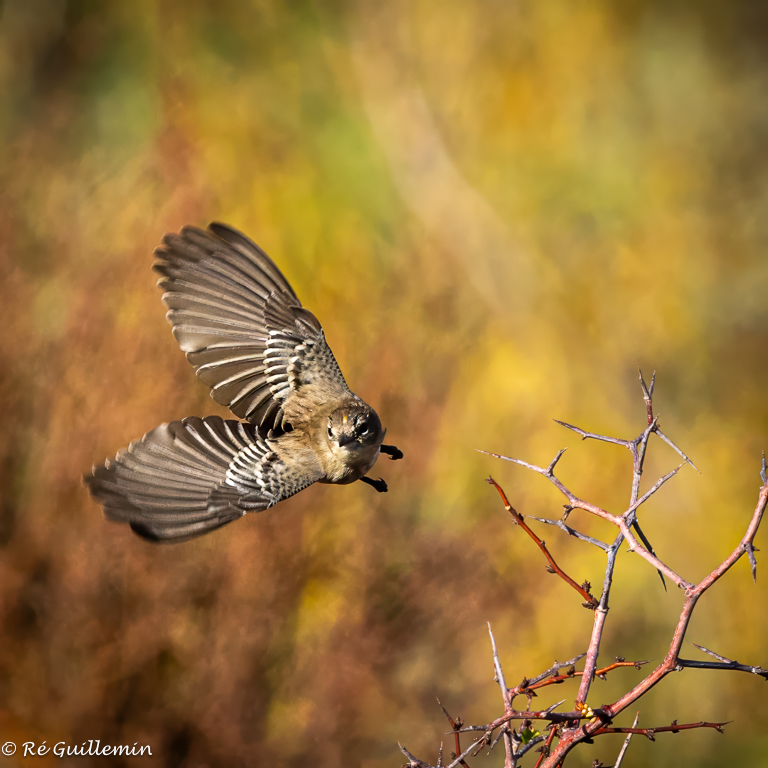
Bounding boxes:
[85,223,402,542]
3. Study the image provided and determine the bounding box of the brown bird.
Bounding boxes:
[85,223,402,542]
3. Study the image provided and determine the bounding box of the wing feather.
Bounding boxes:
[154,223,348,434]
[84,416,323,542]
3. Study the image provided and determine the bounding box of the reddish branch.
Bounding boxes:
[490,656,650,719]
[438,700,471,768]
[513,659,649,698]
[592,720,727,739]
[532,727,557,768]
[486,477,597,608]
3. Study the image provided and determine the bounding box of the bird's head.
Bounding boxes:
[327,402,384,453]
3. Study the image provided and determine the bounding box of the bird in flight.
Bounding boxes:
[85,223,402,542]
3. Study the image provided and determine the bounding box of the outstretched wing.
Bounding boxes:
[84,416,323,542]
[153,223,349,436]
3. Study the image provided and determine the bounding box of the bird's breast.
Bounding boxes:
[317,441,381,485]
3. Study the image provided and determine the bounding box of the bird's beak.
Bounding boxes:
[338,434,356,448]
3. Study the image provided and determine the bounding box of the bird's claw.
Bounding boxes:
[381,444,403,461]
[360,476,388,493]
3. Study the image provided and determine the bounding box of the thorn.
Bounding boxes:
[545,448,568,474]
[639,368,654,424]
[746,542,758,583]
[691,643,732,663]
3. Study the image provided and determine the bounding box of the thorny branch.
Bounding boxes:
[485,478,597,608]
[678,643,768,679]
[399,373,767,767]
[592,719,728,739]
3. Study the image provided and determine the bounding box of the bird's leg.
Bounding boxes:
[380,444,403,460]
[360,476,388,493]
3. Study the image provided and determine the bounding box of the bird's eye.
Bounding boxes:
[327,425,333,438]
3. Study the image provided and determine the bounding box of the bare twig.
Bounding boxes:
[677,658,768,678]
[444,737,487,768]
[625,463,686,516]
[616,520,692,591]
[477,451,619,526]
[614,712,640,767]
[488,623,509,699]
[525,655,587,687]
[513,733,550,761]
[654,428,700,472]
[487,727,511,755]
[526,516,610,551]
[692,480,768,596]
[488,623,516,767]
[676,644,768,678]
[399,743,432,767]
[628,415,659,508]
[553,420,630,448]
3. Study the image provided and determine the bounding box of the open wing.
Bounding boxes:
[153,223,349,436]
[84,416,323,542]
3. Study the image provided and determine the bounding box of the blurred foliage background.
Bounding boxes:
[1,1,767,766]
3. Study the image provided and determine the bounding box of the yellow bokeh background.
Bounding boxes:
[1,1,767,766]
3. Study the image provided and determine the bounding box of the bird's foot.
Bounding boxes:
[380,444,403,461]
[360,476,388,493]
